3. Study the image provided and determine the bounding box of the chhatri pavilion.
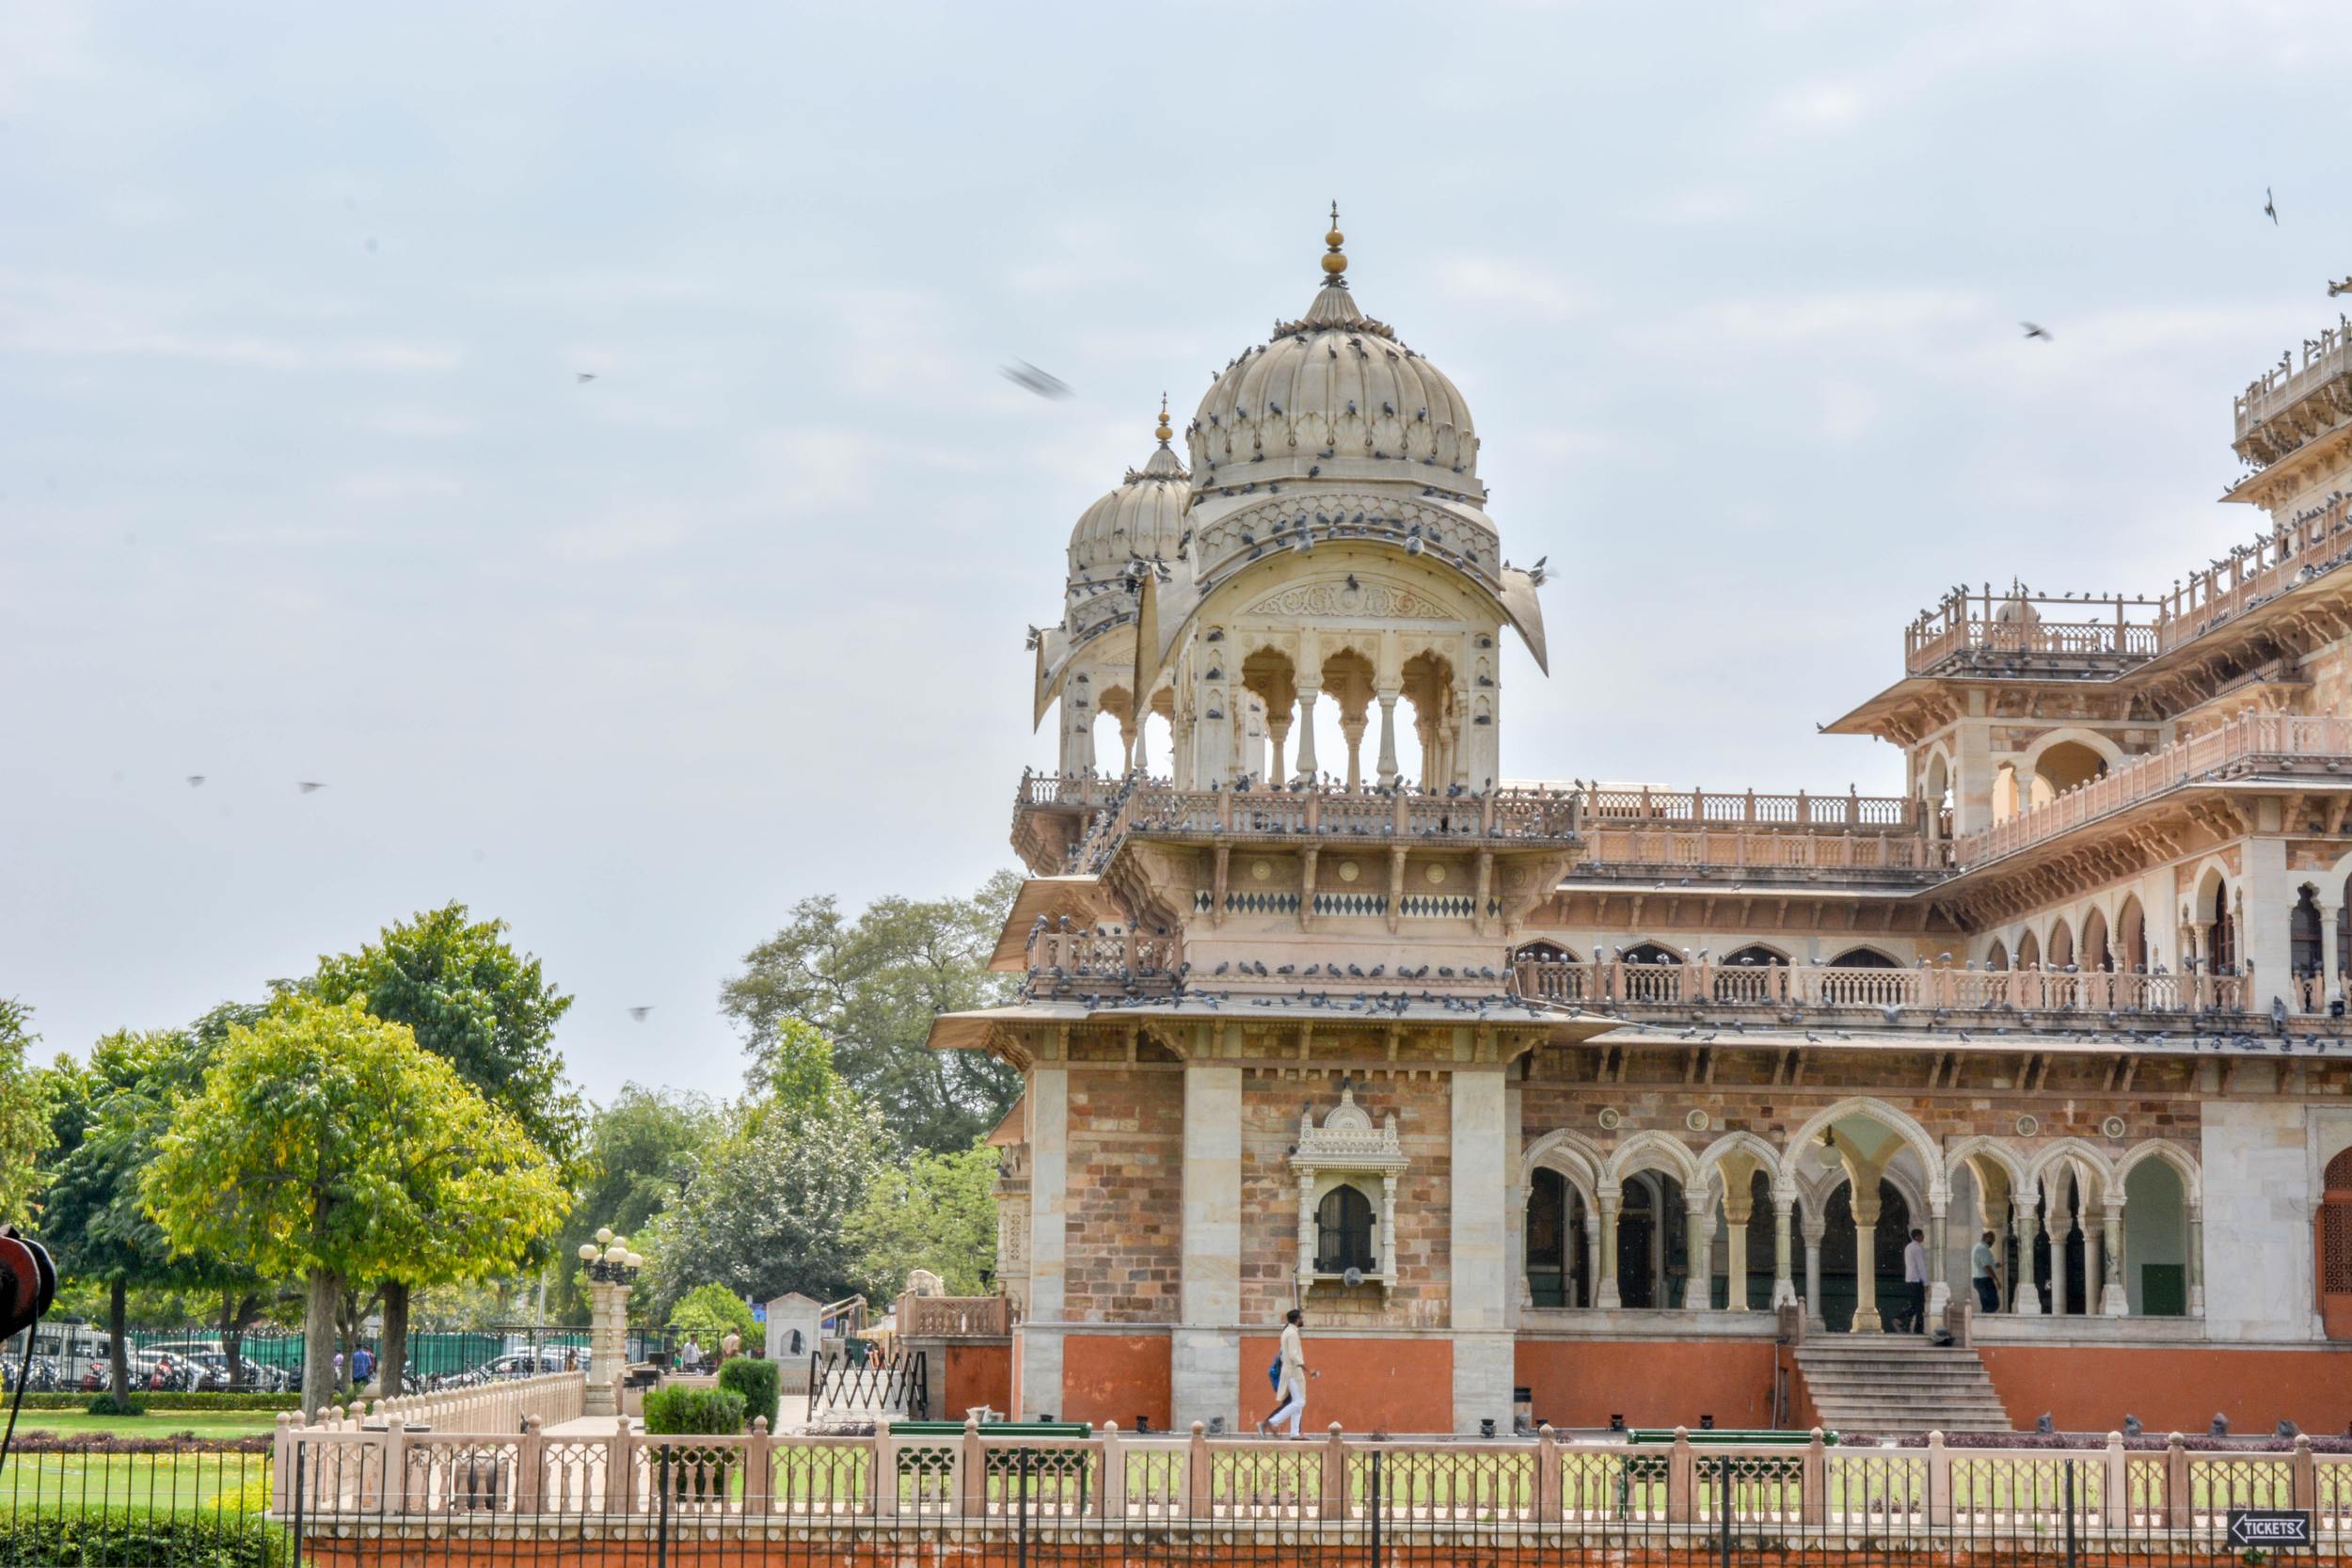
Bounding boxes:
[930,213,2352,1436]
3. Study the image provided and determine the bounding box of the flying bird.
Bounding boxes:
[185,775,205,788]
[1001,361,1073,400]
[576,372,597,384]
[2264,186,2278,225]
[628,1006,653,1022]
[296,782,327,794]
[2021,322,2052,341]
[2329,277,2352,299]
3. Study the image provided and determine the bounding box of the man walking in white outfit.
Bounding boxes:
[1901,1227,1930,1333]
[1261,1308,1314,1436]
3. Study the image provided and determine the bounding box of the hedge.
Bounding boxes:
[0,1513,284,1568]
[717,1357,780,1432]
[11,1391,303,1412]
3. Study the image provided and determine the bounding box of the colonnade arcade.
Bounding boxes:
[1228,632,1465,790]
[1518,1101,2201,1331]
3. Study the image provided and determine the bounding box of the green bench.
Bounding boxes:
[888,1420,1092,1438]
[1626,1429,1839,1446]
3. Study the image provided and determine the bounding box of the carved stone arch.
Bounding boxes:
[1522,1129,1607,1194]
[2022,725,2125,775]
[1944,1135,2029,1195]
[2112,1139,2201,1204]
[1783,1098,1949,1209]
[1696,1131,1785,1198]
[2026,1137,2117,1204]
[1603,1129,1702,1190]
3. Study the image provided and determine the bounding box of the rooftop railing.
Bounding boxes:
[2235,314,2351,448]
[1515,958,2253,1017]
[1022,927,1184,997]
[1953,711,2352,869]
[1581,824,1952,877]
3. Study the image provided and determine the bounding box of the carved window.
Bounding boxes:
[1314,1186,1376,1273]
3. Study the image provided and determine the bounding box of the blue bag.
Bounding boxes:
[1267,1353,1282,1392]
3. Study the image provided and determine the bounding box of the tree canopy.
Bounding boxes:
[551,1085,717,1319]
[667,1282,759,1347]
[143,995,567,1413]
[719,871,1021,1152]
[843,1139,999,1300]
[0,999,53,1228]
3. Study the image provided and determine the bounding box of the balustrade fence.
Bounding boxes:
[293,1369,584,1431]
[267,1421,2352,1567]
[1515,959,2254,1016]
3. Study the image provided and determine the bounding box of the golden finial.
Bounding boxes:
[1322,200,1347,278]
[1154,392,1172,445]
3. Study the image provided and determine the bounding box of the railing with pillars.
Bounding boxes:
[275,1418,2352,1540]
[1023,927,1184,992]
[1583,824,1953,875]
[895,1294,1013,1338]
[1514,959,2255,1016]
[286,1369,584,1433]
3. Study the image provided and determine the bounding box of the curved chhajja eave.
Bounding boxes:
[1135,512,1547,695]
[1033,613,1150,732]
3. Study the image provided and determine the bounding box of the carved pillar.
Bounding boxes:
[1133,717,1150,775]
[1596,1187,1622,1309]
[1341,717,1367,791]
[2101,1197,2129,1316]
[1928,1208,1950,1320]
[1375,691,1401,787]
[1381,1173,1400,1287]
[1268,715,1291,785]
[1771,1191,1797,1308]
[1294,685,1321,782]
[2050,1189,2071,1318]
[1802,1215,1825,1330]
[1295,1171,1317,1294]
[2187,1204,2205,1316]
[1849,1182,1883,1333]
[1723,1184,1754,1312]
[1582,1202,1601,1311]
[2011,1191,2042,1315]
[1684,1196,1711,1313]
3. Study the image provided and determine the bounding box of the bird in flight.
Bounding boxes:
[2021,322,2053,341]
[296,781,327,794]
[2329,277,2351,299]
[2265,187,2278,225]
[576,372,597,384]
[186,775,206,788]
[1001,361,1073,400]
[628,1006,653,1022]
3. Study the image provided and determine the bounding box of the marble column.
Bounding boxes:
[1685,1198,1711,1313]
[1172,1064,1240,1430]
[1723,1188,1755,1312]
[1268,716,1291,784]
[2011,1194,2042,1314]
[1450,1071,1512,1433]
[1596,1189,1623,1309]
[1293,686,1321,782]
[1927,1210,1950,1320]
[1375,692,1401,787]
[1020,1066,1070,1418]
[1341,718,1366,791]
[1771,1192,1798,1308]
[2101,1199,2129,1316]
[2187,1205,2205,1316]
[1849,1184,1883,1332]
[1803,1217,1826,1330]
[1582,1206,1601,1311]
[2050,1197,2071,1317]
[1133,721,1149,775]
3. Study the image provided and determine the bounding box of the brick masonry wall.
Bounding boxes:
[1064,1068,1184,1323]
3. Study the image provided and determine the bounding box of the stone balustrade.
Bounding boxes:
[290,1368,584,1432]
[1024,927,1184,996]
[896,1294,1013,1338]
[1515,958,2256,1017]
[1581,823,1953,879]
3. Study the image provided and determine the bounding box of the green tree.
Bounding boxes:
[0,999,54,1227]
[843,1140,1000,1301]
[642,1081,889,1311]
[719,872,1022,1152]
[551,1085,718,1320]
[143,995,567,1416]
[668,1282,760,1347]
[311,903,583,1390]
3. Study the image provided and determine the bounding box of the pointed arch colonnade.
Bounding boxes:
[1519,1099,2203,1331]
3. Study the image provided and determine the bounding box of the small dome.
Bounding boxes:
[1067,401,1190,610]
[1184,215,1479,494]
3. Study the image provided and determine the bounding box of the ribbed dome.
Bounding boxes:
[1066,405,1191,620]
[1184,245,1480,495]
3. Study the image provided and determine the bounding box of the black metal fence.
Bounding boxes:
[5,1323,681,1393]
[805,1347,928,1422]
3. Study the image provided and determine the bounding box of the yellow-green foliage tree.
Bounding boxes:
[143,996,568,1416]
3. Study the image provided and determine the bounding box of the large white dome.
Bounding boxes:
[1064,404,1190,631]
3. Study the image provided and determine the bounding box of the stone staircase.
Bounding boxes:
[1793,1338,2013,1434]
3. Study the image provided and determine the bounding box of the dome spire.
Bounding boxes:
[1322,201,1347,283]
[1154,391,1172,446]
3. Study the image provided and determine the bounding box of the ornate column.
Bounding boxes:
[1295,1172,1317,1294]
[1849,1183,1883,1333]
[1927,1208,1950,1320]
[1375,691,1401,787]
[2011,1190,2042,1314]
[1723,1184,1754,1312]
[575,1229,641,1418]
[1293,684,1321,782]
[1267,715,1291,784]
[2324,904,2342,1008]
[1582,1204,1602,1311]
[1341,717,1367,791]
[1802,1214,1826,1330]
[1596,1187,1622,1309]
[1771,1191,1797,1308]
[1684,1196,1711,1313]
[2050,1196,2071,1318]
[2187,1202,2205,1316]
[1133,718,1149,775]
[2101,1197,2129,1316]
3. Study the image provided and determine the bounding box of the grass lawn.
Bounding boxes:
[11,1410,281,1441]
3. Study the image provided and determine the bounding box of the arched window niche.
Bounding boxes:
[1290,1080,1407,1300]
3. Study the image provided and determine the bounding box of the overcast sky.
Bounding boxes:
[6,2,2348,1106]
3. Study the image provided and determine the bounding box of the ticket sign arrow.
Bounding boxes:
[2228,1510,2311,1549]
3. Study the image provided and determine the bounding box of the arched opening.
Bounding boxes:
[1240,648,1299,784]
[1992,763,2021,823]
[1819,1178,1912,1332]
[1134,687,1176,776]
[1622,942,1682,966]
[1399,649,1457,793]
[2016,928,2042,969]
[1824,946,1899,970]
[2124,1158,2190,1317]
[1514,941,1572,964]
[1921,753,1952,840]
[2339,879,2352,981]
[1615,1171,1690,1309]
[1705,1167,1774,1310]
[2081,907,2111,971]
[1318,647,1378,790]
[2046,920,2076,971]
[1716,945,1788,1004]
[1314,1184,1376,1274]
[1724,944,1788,967]
[2117,896,2148,973]
[2207,877,2235,973]
[2029,740,2109,809]
[2293,885,2325,980]
[1985,939,2010,972]
[2037,1170,2090,1316]
[1526,1167,1590,1308]
[2321,1148,2352,1339]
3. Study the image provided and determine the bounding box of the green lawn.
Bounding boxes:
[0,1449,269,1515]
[13,1410,281,1441]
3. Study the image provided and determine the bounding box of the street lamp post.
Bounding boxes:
[576,1227,643,1418]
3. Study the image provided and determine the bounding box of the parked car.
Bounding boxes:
[476,1349,590,1381]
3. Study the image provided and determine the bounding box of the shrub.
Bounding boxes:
[15,1391,299,1412]
[668,1283,760,1348]
[0,1512,284,1568]
[87,1393,147,1417]
[639,1386,747,1501]
[717,1357,780,1431]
